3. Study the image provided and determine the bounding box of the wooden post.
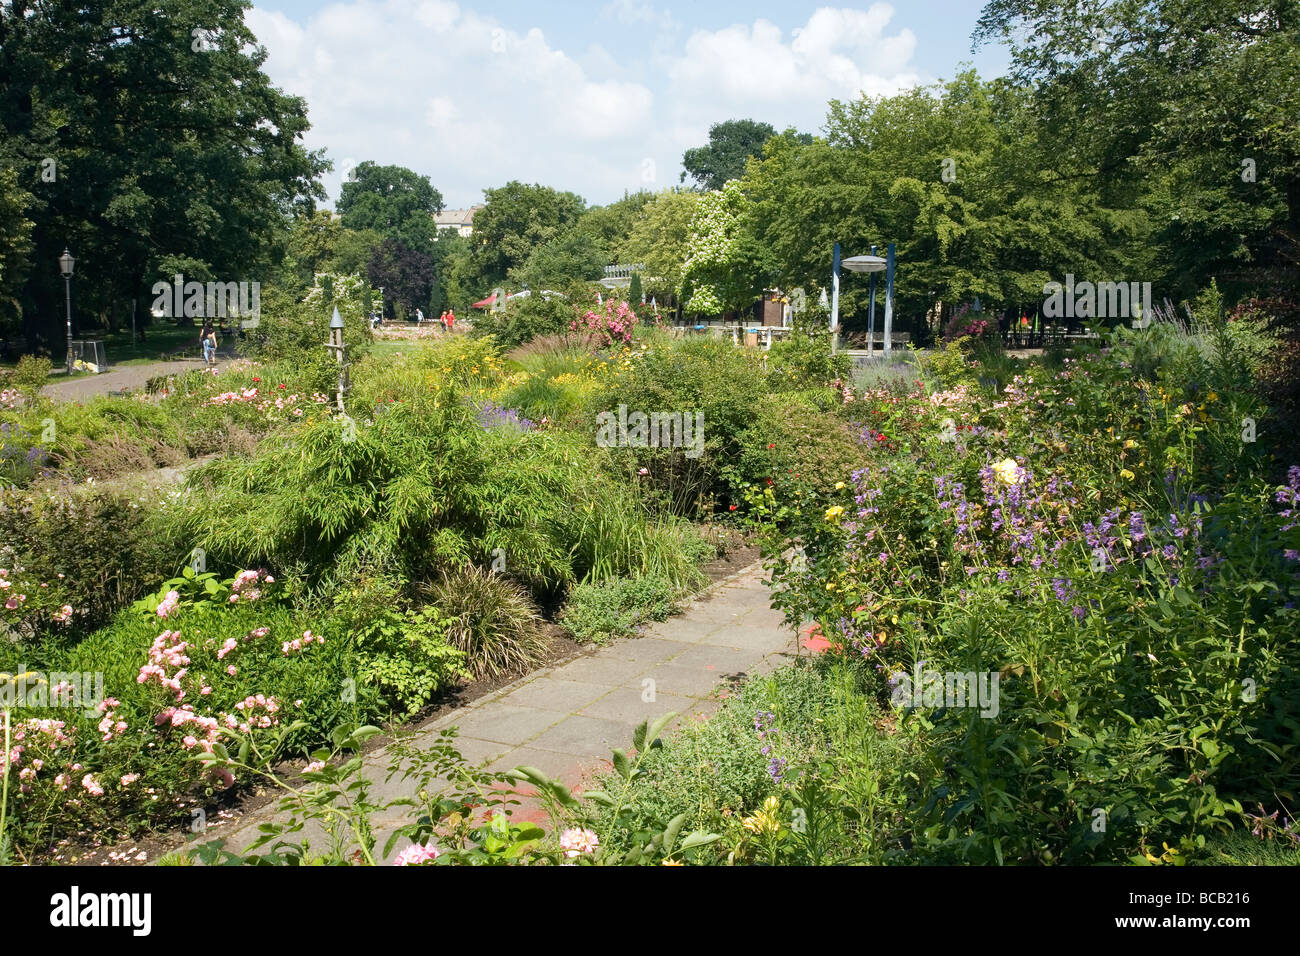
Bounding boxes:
[328,306,348,412]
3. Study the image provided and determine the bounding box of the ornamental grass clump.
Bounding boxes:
[421,566,550,680]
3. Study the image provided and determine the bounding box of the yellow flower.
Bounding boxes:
[1120,468,1135,480]
[1207,392,1218,402]
[824,505,845,521]
[992,458,1021,485]
[825,582,837,591]
[1123,439,1137,449]
[661,858,683,866]
[834,481,846,491]
[741,796,783,835]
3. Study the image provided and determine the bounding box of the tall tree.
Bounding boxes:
[680,119,777,190]
[367,238,433,319]
[745,79,1142,337]
[0,166,33,336]
[974,0,1300,306]
[0,0,327,345]
[469,181,585,289]
[336,161,443,254]
[680,180,774,316]
[618,189,701,295]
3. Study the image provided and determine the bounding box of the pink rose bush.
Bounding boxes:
[571,300,636,348]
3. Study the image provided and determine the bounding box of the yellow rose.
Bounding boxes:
[824,506,845,521]
[992,458,1021,485]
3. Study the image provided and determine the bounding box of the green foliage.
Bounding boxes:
[680,181,773,316]
[471,182,586,288]
[0,484,174,637]
[680,119,777,191]
[419,566,549,681]
[758,334,1297,864]
[471,289,579,350]
[618,189,701,296]
[598,335,768,514]
[765,330,849,387]
[328,578,467,717]
[0,0,327,346]
[916,337,974,390]
[336,162,442,253]
[12,355,50,401]
[559,574,680,644]
[579,658,913,864]
[973,0,1300,303]
[0,167,33,335]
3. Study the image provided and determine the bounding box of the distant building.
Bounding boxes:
[434,205,482,238]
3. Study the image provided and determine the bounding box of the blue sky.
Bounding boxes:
[245,1,1011,208]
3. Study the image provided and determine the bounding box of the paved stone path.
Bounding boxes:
[209,560,799,862]
[44,356,234,403]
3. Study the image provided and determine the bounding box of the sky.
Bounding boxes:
[245,0,1011,209]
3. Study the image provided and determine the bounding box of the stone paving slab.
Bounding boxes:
[203,559,796,861]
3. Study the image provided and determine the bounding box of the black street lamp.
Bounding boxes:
[59,249,75,374]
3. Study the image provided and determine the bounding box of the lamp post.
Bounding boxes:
[832,248,888,355]
[867,245,878,356]
[59,249,75,374]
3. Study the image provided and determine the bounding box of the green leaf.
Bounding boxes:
[679,831,722,850]
[662,812,688,856]
[645,712,679,750]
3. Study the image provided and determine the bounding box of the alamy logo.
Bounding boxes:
[1042,275,1152,321]
[0,668,103,712]
[595,404,704,459]
[889,664,1000,718]
[151,274,260,327]
[49,887,151,936]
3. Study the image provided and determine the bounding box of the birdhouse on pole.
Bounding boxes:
[328,306,349,412]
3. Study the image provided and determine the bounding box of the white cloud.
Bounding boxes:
[245,2,921,208]
[667,5,920,132]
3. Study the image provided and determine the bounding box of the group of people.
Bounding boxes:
[413,308,456,332]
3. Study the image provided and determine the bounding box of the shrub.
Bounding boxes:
[0,590,367,856]
[13,354,50,403]
[559,574,679,644]
[597,336,768,515]
[328,576,467,717]
[765,331,849,389]
[419,565,550,680]
[472,292,578,351]
[0,484,175,638]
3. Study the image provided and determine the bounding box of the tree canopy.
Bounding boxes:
[680,119,777,190]
[0,0,327,342]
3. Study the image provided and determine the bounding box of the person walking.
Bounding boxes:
[201,320,218,366]
[446,308,455,333]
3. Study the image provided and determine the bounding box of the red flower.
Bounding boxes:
[278,384,287,390]
[252,377,261,383]
[728,505,737,511]
[767,443,775,449]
